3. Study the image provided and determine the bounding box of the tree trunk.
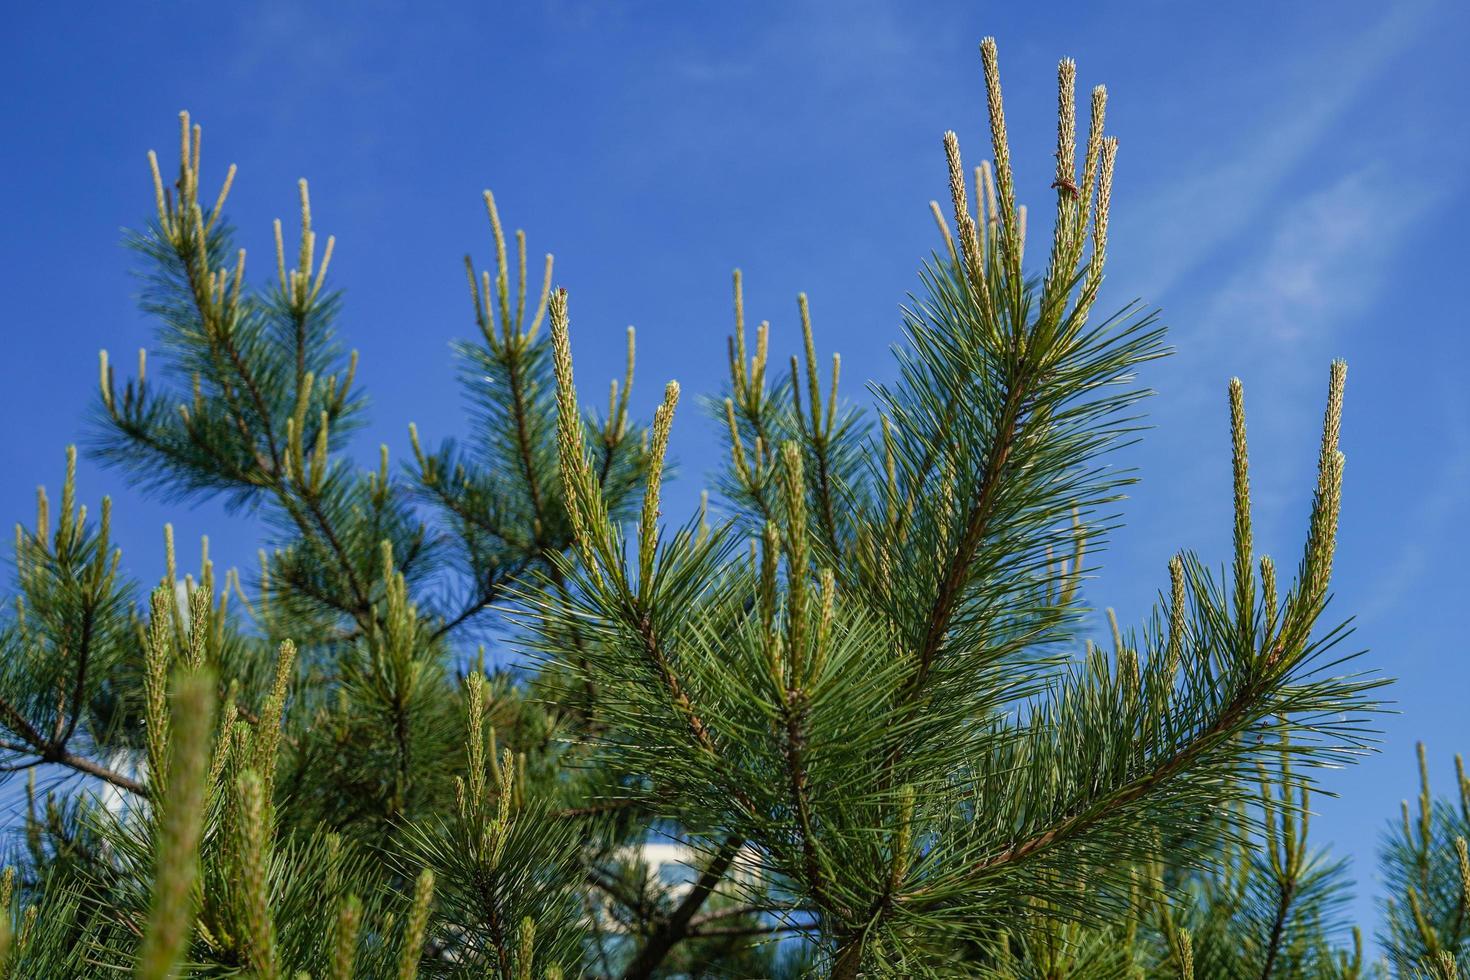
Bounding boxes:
[830,935,865,980]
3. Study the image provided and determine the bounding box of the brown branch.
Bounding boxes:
[688,921,809,939]
[59,598,99,746]
[783,693,834,917]
[621,837,743,980]
[180,236,282,476]
[875,377,1030,799]
[195,278,369,622]
[566,489,763,975]
[1259,879,1295,980]
[633,609,720,757]
[0,689,148,798]
[596,430,624,487]
[271,560,369,628]
[810,438,842,559]
[418,474,527,546]
[181,236,282,476]
[428,573,518,644]
[609,612,757,977]
[215,334,281,467]
[911,379,1027,686]
[294,310,309,394]
[586,868,649,922]
[830,934,867,980]
[294,490,372,615]
[504,341,549,528]
[0,695,47,749]
[1,710,147,799]
[51,749,146,796]
[480,870,514,980]
[476,339,605,718]
[686,903,803,929]
[906,684,1264,902]
[554,798,641,820]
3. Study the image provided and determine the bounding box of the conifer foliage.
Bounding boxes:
[0,35,1444,979]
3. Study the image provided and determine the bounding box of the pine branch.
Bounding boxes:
[45,747,146,796]
[620,838,742,980]
[911,374,1026,687]
[1258,878,1295,980]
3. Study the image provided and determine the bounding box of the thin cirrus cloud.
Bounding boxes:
[1114,0,1436,305]
[1199,165,1435,352]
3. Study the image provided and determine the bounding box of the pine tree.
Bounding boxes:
[1378,744,1470,976]
[534,37,1380,977]
[0,35,1439,979]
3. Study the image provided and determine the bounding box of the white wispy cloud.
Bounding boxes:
[1116,0,1436,300]
[1145,162,1443,556]
[1198,165,1436,351]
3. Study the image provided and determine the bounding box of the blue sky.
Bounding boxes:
[3,0,1466,945]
